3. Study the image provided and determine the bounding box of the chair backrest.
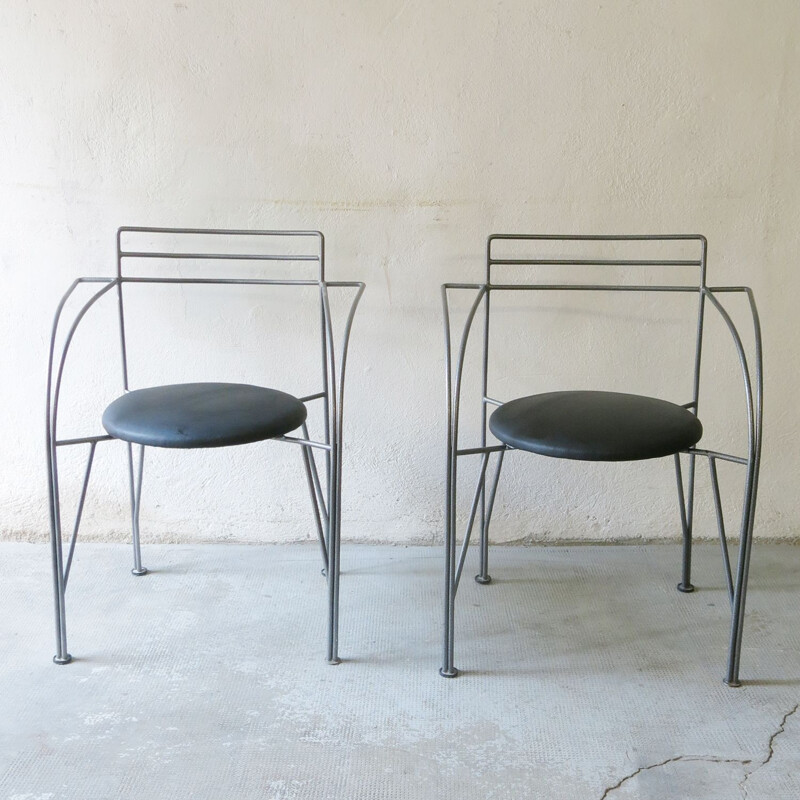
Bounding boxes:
[114,226,328,395]
[482,234,708,411]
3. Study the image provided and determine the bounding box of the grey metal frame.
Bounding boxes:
[441,234,763,686]
[46,227,365,666]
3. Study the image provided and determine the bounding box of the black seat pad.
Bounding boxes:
[102,383,307,449]
[489,390,702,462]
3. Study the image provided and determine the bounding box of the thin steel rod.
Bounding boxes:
[443,282,701,294]
[317,238,330,546]
[478,449,506,584]
[456,444,508,457]
[56,434,114,447]
[301,443,328,569]
[483,396,504,407]
[46,279,119,664]
[454,451,491,590]
[674,455,692,590]
[482,450,505,549]
[701,288,762,684]
[478,278,491,583]
[319,280,366,665]
[128,444,146,575]
[63,442,97,588]
[686,448,748,466]
[488,284,700,293]
[119,226,324,237]
[330,281,366,662]
[441,286,457,676]
[120,277,321,286]
[298,392,326,403]
[489,259,702,267]
[115,230,131,389]
[50,281,121,435]
[679,239,707,592]
[712,290,762,685]
[683,453,697,589]
[275,435,332,450]
[302,422,328,524]
[488,233,706,241]
[120,252,319,262]
[709,458,734,605]
[441,284,488,677]
[321,285,340,664]
[320,283,336,660]
[734,290,763,677]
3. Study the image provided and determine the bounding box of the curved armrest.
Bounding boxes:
[701,287,763,472]
[46,278,120,449]
[441,283,488,452]
[319,281,366,448]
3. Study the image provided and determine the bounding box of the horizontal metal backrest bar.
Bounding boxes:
[487,283,701,292]
[489,259,702,267]
[117,227,325,280]
[487,234,707,288]
[119,252,319,262]
[489,233,706,241]
[118,277,321,286]
[119,226,322,236]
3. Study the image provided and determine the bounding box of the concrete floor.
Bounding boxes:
[1,542,799,799]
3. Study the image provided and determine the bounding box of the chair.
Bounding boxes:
[441,234,762,686]
[46,227,364,665]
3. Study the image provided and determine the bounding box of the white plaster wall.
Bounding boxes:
[1,1,797,544]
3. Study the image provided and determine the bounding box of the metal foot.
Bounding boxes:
[53,654,73,665]
[677,582,695,593]
[131,567,148,576]
[439,666,459,678]
[723,678,742,688]
[327,657,341,666]
[474,574,492,585]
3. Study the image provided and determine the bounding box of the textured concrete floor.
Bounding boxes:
[1,542,799,799]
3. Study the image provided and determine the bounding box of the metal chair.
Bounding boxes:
[46,227,364,665]
[441,234,762,686]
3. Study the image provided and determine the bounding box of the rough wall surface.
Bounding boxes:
[1,1,797,544]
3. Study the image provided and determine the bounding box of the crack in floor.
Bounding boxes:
[738,704,799,799]
[599,704,799,800]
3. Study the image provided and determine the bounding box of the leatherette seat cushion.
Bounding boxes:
[488,390,702,462]
[102,382,307,449]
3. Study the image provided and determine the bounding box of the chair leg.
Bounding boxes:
[441,448,458,677]
[476,483,491,585]
[127,443,148,577]
[48,459,72,664]
[674,454,696,593]
[326,447,341,665]
[724,465,759,687]
[475,450,505,585]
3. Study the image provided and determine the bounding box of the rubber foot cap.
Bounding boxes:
[475,574,492,585]
[132,567,148,576]
[327,657,341,666]
[723,678,742,688]
[439,667,459,678]
[321,568,327,577]
[677,582,695,593]
[53,654,72,665]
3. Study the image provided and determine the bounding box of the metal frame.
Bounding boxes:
[46,227,365,666]
[441,234,762,686]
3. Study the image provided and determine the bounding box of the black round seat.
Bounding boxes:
[102,382,307,449]
[488,390,702,462]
